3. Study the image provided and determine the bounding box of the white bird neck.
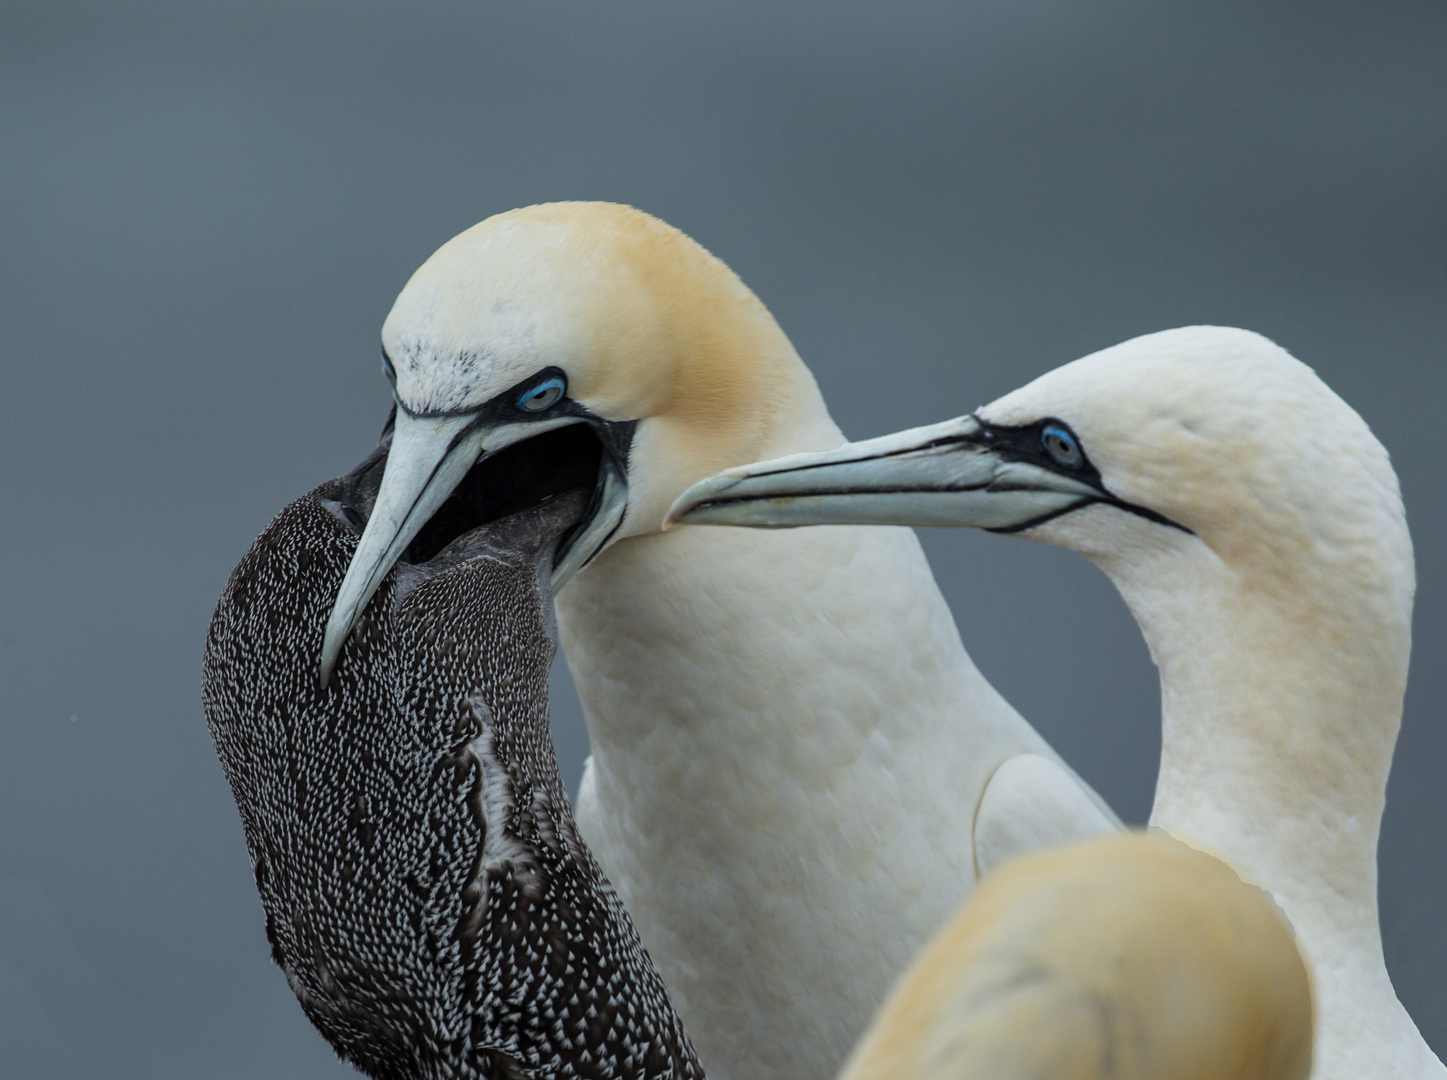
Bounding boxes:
[974,328,1436,1075]
[556,481,1058,1080]
[1066,503,1416,1050]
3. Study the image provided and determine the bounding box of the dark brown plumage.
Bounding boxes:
[202,444,702,1080]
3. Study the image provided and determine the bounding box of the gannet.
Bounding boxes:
[315,202,1120,1079]
[203,448,702,1079]
[670,325,1444,1078]
[840,832,1313,1080]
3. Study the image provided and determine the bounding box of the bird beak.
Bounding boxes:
[319,408,582,688]
[320,411,483,686]
[665,415,1100,532]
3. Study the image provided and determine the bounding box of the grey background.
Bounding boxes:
[2,1,1442,1075]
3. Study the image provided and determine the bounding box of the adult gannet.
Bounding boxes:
[203,448,703,1079]
[316,203,1120,1080]
[670,325,1443,1078]
[841,831,1313,1080]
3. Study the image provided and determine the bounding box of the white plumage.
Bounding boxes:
[672,325,1444,1079]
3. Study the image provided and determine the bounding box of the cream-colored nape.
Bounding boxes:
[321,203,1121,1080]
[671,325,1441,1079]
[840,832,1313,1080]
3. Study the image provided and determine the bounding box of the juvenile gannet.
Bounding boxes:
[203,448,702,1079]
[670,325,1443,1078]
[317,203,1119,1080]
[841,832,1313,1080]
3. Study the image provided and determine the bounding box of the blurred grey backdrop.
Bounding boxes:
[1,1,1443,1076]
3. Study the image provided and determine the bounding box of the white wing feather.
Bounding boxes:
[973,754,1121,880]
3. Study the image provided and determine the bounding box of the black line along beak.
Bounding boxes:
[665,413,1185,536]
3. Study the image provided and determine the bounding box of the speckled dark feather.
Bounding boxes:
[202,450,703,1080]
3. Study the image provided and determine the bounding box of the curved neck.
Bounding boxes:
[1089,518,1410,969]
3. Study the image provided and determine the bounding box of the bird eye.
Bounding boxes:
[517,376,566,413]
[380,348,397,383]
[1041,424,1084,469]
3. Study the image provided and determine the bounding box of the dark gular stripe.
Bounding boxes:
[202,458,702,1080]
[960,415,1192,535]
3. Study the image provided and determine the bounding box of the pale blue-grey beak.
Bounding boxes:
[319,409,625,688]
[665,415,1100,532]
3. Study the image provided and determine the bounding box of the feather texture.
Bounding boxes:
[203,454,701,1080]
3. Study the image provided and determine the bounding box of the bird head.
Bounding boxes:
[668,325,1412,622]
[320,202,830,686]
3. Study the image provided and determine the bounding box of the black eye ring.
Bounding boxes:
[380,348,397,384]
[1041,424,1084,470]
[516,376,566,413]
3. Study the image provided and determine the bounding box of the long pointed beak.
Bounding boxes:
[319,411,486,686]
[665,415,1100,532]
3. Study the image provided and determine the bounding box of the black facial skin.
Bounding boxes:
[375,360,639,572]
[685,412,1192,537]
[965,417,1104,484]
[383,360,605,436]
[935,415,1191,535]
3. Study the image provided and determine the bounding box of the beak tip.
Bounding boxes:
[667,475,738,527]
[317,615,351,691]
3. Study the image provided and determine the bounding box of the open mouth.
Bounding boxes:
[398,422,605,565]
[335,418,607,569]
